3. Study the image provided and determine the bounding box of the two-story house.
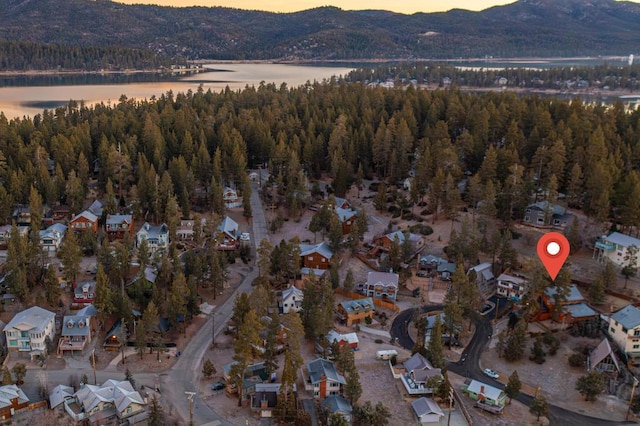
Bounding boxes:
[532,285,596,324]
[4,306,56,357]
[64,379,146,424]
[594,232,640,268]
[523,201,574,229]
[223,187,242,208]
[278,286,304,314]
[106,214,133,240]
[468,262,495,295]
[39,223,67,252]
[74,281,96,304]
[400,353,442,395]
[58,311,94,355]
[363,271,398,301]
[0,385,29,420]
[299,242,334,271]
[609,305,640,365]
[69,211,99,233]
[335,207,358,235]
[0,225,28,250]
[496,273,528,301]
[418,255,455,281]
[337,298,375,326]
[136,222,169,253]
[216,216,240,250]
[374,230,423,252]
[304,358,346,399]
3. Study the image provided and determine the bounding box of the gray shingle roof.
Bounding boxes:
[49,384,74,409]
[339,298,374,314]
[366,271,399,287]
[4,306,55,333]
[611,305,640,330]
[61,315,92,337]
[307,358,346,385]
[323,395,352,415]
[411,397,444,417]
[545,284,584,303]
[106,214,132,225]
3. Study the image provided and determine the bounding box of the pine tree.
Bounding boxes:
[148,394,166,426]
[344,352,362,405]
[202,359,216,379]
[231,310,262,406]
[576,371,605,401]
[504,370,522,403]
[530,394,549,420]
[427,316,445,369]
[504,321,527,362]
[58,229,82,285]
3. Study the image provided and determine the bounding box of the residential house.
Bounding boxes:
[335,207,358,235]
[250,383,296,418]
[531,285,596,325]
[523,201,573,229]
[278,286,303,314]
[44,205,71,226]
[300,242,334,271]
[400,353,442,395]
[216,216,240,250]
[588,338,620,377]
[223,187,242,208]
[64,379,147,424]
[331,197,352,210]
[0,385,29,420]
[468,262,495,295]
[323,395,353,422]
[49,384,74,411]
[222,361,270,395]
[609,305,640,365]
[136,222,169,253]
[411,397,445,424]
[58,312,93,355]
[74,281,96,304]
[177,219,200,241]
[337,298,375,326]
[0,225,28,250]
[326,330,359,351]
[86,200,104,218]
[4,306,56,357]
[12,205,31,227]
[304,358,346,399]
[594,232,640,268]
[463,380,507,410]
[496,273,528,301]
[106,214,133,240]
[363,271,398,301]
[103,319,125,351]
[39,223,67,252]
[374,230,423,252]
[418,255,455,281]
[70,211,99,233]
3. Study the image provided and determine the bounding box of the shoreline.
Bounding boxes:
[0,67,206,77]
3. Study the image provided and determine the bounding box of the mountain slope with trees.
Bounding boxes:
[0,0,639,64]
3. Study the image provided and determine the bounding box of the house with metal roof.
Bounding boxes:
[468,262,495,296]
[64,379,146,424]
[299,242,334,271]
[337,297,375,326]
[49,384,74,410]
[0,385,29,419]
[411,397,445,424]
[4,306,56,357]
[216,216,240,250]
[70,210,99,233]
[58,312,94,355]
[594,232,640,268]
[374,230,423,252]
[588,338,620,377]
[105,214,134,240]
[304,358,346,399]
[323,395,353,422]
[400,353,442,395]
[326,330,359,350]
[523,201,574,229]
[531,284,596,324]
[136,222,169,253]
[418,254,455,280]
[39,223,67,252]
[364,271,398,301]
[610,304,640,365]
[278,286,304,314]
[463,379,507,409]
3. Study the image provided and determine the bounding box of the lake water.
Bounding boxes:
[0,63,355,119]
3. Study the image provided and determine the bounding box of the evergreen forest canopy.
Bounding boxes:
[0,0,639,63]
[0,73,638,235]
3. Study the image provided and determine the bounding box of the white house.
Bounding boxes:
[363,271,398,301]
[496,273,528,301]
[39,223,67,252]
[4,306,56,357]
[411,397,444,424]
[136,222,169,253]
[595,232,640,268]
[278,286,303,314]
[609,305,640,365]
[223,187,242,208]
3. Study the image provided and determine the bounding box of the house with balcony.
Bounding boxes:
[523,201,573,229]
[496,273,528,301]
[418,254,455,281]
[278,286,303,314]
[594,232,640,268]
[106,214,133,240]
[531,285,596,324]
[216,216,240,250]
[0,385,29,420]
[39,223,67,252]
[4,306,56,358]
[58,312,94,355]
[74,281,96,304]
[304,358,346,399]
[399,353,442,395]
[468,262,495,295]
[69,211,99,233]
[63,379,147,424]
[363,271,398,301]
[609,305,640,365]
[223,187,242,209]
[176,219,201,241]
[337,298,374,326]
[136,222,169,253]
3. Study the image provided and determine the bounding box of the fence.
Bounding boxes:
[334,288,399,312]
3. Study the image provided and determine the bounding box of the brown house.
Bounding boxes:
[70,210,99,233]
[300,242,334,270]
[106,214,133,240]
[373,230,422,251]
[531,285,596,324]
[335,208,358,235]
[0,385,29,420]
[337,298,375,326]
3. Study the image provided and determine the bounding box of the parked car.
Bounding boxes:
[483,368,499,379]
[211,381,225,391]
[240,232,250,242]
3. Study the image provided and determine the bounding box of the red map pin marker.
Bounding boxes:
[537,232,570,280]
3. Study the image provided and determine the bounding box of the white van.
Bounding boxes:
[376,349,398,360]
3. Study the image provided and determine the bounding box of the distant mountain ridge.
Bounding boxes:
[0,0,639,60]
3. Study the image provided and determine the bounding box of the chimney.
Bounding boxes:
[480,385,485,394]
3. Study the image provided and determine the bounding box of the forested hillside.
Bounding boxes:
[0,0,639,64]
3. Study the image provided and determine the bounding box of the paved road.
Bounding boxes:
[393,305,632,425]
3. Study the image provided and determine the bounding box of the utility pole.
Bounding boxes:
[120,320,127,365]
[627,377,639,420]
[211,312,215,347]
[91,349,97,385]
[185,391,196,425]
[447,388,454,426]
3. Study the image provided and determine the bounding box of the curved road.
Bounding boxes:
[391,306,633,426]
